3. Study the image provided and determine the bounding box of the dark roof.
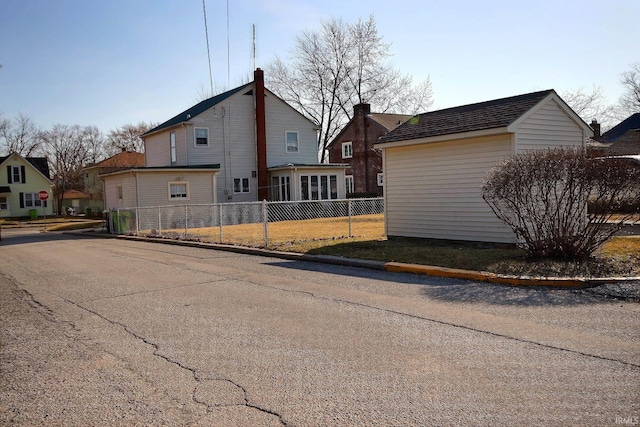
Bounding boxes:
[0,155,51,179]
[378,89,555,143]
[0,186,11,193]
[144,83,252,136]
[601,113,640,143]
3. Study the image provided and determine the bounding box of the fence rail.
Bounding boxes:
[108,198,384,249]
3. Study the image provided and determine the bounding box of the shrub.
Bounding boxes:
[482,147,640,260]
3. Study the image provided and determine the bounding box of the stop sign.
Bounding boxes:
[38,191,49,201]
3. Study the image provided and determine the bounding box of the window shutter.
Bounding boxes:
[21,166,26,183]
[19,193,24,208]
[7,166,12,184]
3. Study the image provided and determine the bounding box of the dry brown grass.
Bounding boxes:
[142,214,639,277]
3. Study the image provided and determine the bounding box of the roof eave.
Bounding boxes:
[375,126,510,149]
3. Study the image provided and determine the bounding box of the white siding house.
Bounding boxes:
[126,68,346,209]
[376,90,594,244]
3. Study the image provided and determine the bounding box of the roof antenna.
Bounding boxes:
[252,24,256,71]
[226,0,231,87]
[202,0,214,96]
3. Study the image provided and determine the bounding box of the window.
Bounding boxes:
[7,165,25,184]
[116,185,123,201]
[377,173,384,186]
[169,182,189,199]
[286,131,299,153]
[170,132,177,164]
[345,175,354,194]
[233,177,250,193]
[195,128,209,146]
[21,193,46,208]
[300,174,338,200]
[342,142,353,159]
[271,176,290,201]
[0,196,8,210]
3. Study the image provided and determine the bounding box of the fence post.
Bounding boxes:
[219,203,223,242]
[262,199,269,247]
[348,199,353,237]
[184,204,188,237]
[135,207,139,235]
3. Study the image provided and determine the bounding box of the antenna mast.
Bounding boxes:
[226,0,230,87]
[252,24,256,70]
[202,0,213,96]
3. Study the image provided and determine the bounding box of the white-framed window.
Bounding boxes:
[300,174,338,200]
[116,185,123,201]
[194,127,209,146]
[345,175,354,194]
[342,142,353,159]
[0,196,8,210]
[286,131,299,153]
[271,176,291,201]
[22,193,45,208]
[233,177,250,193]
[377,172,384,186]
[170,132,177,164]
[9,165,24,184]
[169,181,189,199]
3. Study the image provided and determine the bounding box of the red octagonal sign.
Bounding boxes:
[38,191,49,201]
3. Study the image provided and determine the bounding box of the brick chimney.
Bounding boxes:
[353,103,371,117]
[590,119,601,138]
[255,68,269,200]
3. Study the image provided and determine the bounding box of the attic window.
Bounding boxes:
[194,128,209,146]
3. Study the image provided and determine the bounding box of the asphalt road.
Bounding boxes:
[1,228,638,426]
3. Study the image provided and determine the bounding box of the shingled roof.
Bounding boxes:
[378,89,555,143]
[601,113,640,142]
[143,83,252,136]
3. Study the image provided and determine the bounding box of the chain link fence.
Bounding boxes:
[108,198,384,249]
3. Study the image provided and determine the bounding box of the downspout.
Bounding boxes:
[255,68,269,201]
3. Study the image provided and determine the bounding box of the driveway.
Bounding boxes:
[1,229,638,426]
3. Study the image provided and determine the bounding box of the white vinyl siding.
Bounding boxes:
[384,135,515,243]
[515,100,585,152]
[265,92,318,165]
[145,127,188,167]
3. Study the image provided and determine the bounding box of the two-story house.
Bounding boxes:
[327,103,410,197]
[0,152,53,218]
[102,69,347,210]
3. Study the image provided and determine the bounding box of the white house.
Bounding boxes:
[375,89,594,244]
[103,68,347,210]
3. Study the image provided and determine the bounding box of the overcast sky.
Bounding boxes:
[1,0,637,133]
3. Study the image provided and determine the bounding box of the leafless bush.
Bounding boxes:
[482,147,640,260]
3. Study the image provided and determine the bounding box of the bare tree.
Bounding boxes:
[106,122,157,155]
[561,86,615,129]
[0,113,42,157]
[619,63,640,116]
[267,16,433,162]
[40,124,97,214]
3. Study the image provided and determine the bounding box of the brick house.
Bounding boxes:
[327,104,410,196]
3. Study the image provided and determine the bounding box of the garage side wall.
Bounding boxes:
[384,135,516,243]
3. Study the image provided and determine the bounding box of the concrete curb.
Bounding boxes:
[68,230,639,288]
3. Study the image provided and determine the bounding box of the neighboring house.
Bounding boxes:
[118,68,346,210]
[0,152,53,218]
[83,150,145,212]
[376,89,593,244]
[327,103,410,196]
[60,189,91,216]
[594,113,640,156]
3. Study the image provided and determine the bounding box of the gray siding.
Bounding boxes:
[384,135,516,243]
[515,99,585,152]
[265,93,319,166]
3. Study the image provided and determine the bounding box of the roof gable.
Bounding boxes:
[144,83,252,136]
[378,90,556,144]
[0,152,52,181]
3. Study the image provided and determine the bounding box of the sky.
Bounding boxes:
[1,0,638,134]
